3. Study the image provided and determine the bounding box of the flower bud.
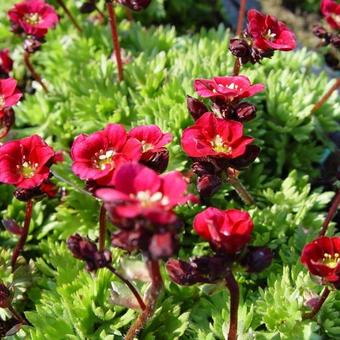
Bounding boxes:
[0,284,12,308]
[197,174,222,198]
[192,161,216,177]
[23,37,43,54]
[149,232,178,260]
[80,1,97,13]
[0,49,13,77]
[186,96,209,121]
[117,0,151,11]
[234,102,256,122]
[140,148,169,173]
[229,38,251,59]
[166,259,194,285]
[13,187,41,201]
[241,246,273,273]
[330,34,340,49]
[229,145,260,169]
[312,25,330,41]
[0,108,15,139]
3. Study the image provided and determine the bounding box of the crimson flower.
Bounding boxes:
[181,112,254,159]
[128,125,172,172]
[0,78,22,111]
[194,207,254,254]
[301,236,340,284]
[247,9,297,51]
[0,49,13,76]
[8,0,59,38]
[321,0,340,30]
[117,0,152,11]
[96,162,190,224]
[0,135,60,189]
[194,75,264,102]
[71,124,141,187]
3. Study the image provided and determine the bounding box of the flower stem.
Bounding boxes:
[99,204,107,252]
[106,264,146,311]
[125,260,163,340]
[227,169,255,205]
[56,0,82,32]
[225,269,239,340]
[319,189,340,237]
[106,0,124,82]
[303,287,330,320]
[233,0,247,76]
[11,200,33,271]
[312,78,340,112]
[7,304,27,325]
[23,52,48,93]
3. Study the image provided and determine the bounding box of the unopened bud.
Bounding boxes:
[197,174,222,198]
[117,0,151,11]
[229,38,251,59]
[140,148,169,173]
[186,96,209,121]
[234,102,256,122]
[241,246,273,273]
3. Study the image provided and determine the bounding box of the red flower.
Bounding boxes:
[0,49,13,76]
[321,0,340,30]
[247,9,297,51]
[181,112,254,159]
[96,162,190,224]
[0,135,59,189]
[8,0,59,38]
[71,124,142,187]
[0,78,22,111]
[193,207,254,254]
[301,237,340,283]
[194,75,264,102]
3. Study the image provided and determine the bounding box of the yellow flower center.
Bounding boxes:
[19,160,38,178]
[321,253,340,269]
[0,96,4,109]
[211,135,232,154]
[133,190,169,208]
[331,14,340,25]
[95,149,115,171]
[23,12,42,25]
[141,141,154,152]
[264,29,276,41]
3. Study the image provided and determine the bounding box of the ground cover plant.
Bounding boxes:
[0,0,339,339]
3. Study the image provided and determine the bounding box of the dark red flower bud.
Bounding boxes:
[325,52,339,69]
[111,230,143,253]
[229,38,252,59]
[67,234,112,272]
[331,34,340,49]
[166,259,194,285]
[13,187,41,201]
[0,49,13,77]
[228,145,260,170]
[80,1,97,13]
[234,102,256,122]
[0,284,12,308]
[140,148,169,173]
[312,25,330,42]
[10,22,23,35]
[117,0,151,11]
[186,96,209,121]
[148,232,178,260]
[23,37,43,53]
[241,246,273,273]
[197,174,222,198]
[0,108,15,139]
[192,161,217,177]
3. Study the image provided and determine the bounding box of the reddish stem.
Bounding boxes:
[8,304,27,325]
[312,78,340,112]
[227,169,255,205]
[106,264,146,311]
[98,204,107,252]
[319,189,340,237]
[106,0,124,82]
[233,0,247,76]
[302,287,330,319]
[125,260,163,340]
[225,269,239,340]
[56,0,82,32]
[23,52,48,93]
[11,200,33,271]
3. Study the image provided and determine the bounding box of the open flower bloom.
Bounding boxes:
[247,9,297,51]
[321,0,340,30]
[181,112,254,159]
[0,49,13,76]
[71,124,142,187]
[194,207,254,254]
[8,0,59,38]
[117,0,152,11]
[194,75,264,102]
[96,162,191,224]
[0,135,59,189]
[301,236,340,284]
[0,78,22,111]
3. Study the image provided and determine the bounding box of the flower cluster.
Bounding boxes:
[301,236,340,288]
[97,162,191,259]
[71,123,172,190]
[229,9,296,65]
[8,0,59,53]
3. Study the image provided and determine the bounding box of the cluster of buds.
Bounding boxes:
[167,208,272,285]
[229,9,296,66]
[184,75,263,198]
[0,78,22,139]
[8,0,59,53]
